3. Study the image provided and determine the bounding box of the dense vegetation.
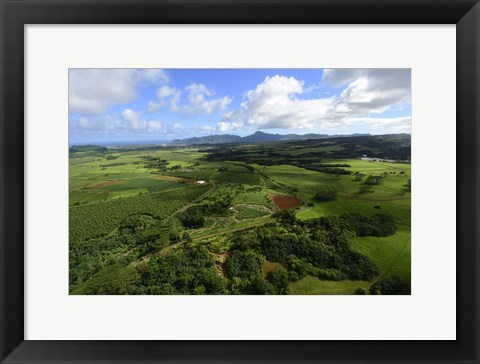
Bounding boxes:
[139,246,227,295]
[82,210,398,295]
[206,134,411,164]
[69,134,411,295]
[70,185,209,242]
[370,276,411,295]
[178,200,232,228]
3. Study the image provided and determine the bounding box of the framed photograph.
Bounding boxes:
[1,0,478,363]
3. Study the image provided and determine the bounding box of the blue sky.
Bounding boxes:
[69,68,411,143]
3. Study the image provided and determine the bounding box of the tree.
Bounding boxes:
[354,288,368,295]
[250,275,277,295]
[270,267,289,294]
[229,277,249,294]
[193,285,206,295]
[314,188,337,202]
[197,268,227,294]
[354,174,364,182]
[261,234,297,262]
[119,214,156,232]
[340,251,380,280]
[339,213,396,237]
[177,209,205,229]
[369,276,411,295]
[169,233,180,244]
[226,250,264,280]
[272,210,297,225]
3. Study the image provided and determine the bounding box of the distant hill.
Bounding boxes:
[171,134,242,145]
[170,131,371,145]
[241,131,328,143]
[69,145,108,153]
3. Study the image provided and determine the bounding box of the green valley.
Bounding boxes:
[69,134,411,295]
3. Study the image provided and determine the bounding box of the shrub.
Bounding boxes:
[250,276,277,295]
[314,188,338,202]
[119,214,157,232]
[177,209,205,229]
[337,251,380,280]
[354,288,368,295]
[358,185,374,194]
[340,213,397,237]
[370,276,411,295]
[139,247,226,295]
[269,267,289,294]
[363,176,382,185]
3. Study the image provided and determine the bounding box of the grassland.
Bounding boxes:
[69,135,411,295]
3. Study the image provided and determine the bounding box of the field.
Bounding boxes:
[69,134,411,295]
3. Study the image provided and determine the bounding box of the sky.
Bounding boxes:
[69,68,412,144]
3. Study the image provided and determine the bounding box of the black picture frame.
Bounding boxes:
[1,0,479,363]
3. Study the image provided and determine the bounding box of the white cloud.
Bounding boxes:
[217,121,243,132]
[147,83,231,116]
[223,71,410,132]
[343,116,411,126]
[222,109,244,122]
[346,116,411,132]
[185,83,213,98]
[201,125,216,133]
[121,109,163,133]
[165,122,182,134]
[121,109,142,130]
[78,117,90,128]
[240,75,332,129]
[322,69,365,88]
[323,116,412,134]
[70,115,121,134]
[140,69,169,84]
[323,69,411,120]
[147,100,162,113]
[144,120,163,133]
[71,108,164,135]
[70,69,411,138]
[148,86,182,112]
[191,121,243,134]
[182,83,232,115]
[69,69,168,115]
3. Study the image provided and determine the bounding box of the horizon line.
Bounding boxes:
[69,131,411,146]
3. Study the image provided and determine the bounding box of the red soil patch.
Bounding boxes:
[271,194,301,210]
[88,180,120,189]
[179,178,198,184]
[152,175,198,184]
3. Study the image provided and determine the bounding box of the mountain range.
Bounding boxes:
[170,131,371,145]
